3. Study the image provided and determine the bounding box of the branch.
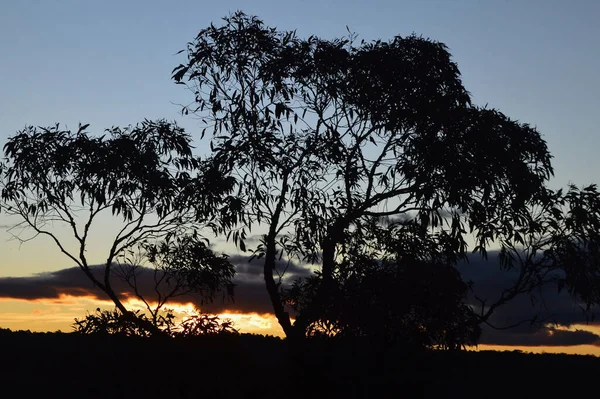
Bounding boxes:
[365,135,395,202]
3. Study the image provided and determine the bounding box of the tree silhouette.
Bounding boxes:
[283,219,482,349]
[0,120,236,334]
[72,306,238,337]
[115,232,235,328]
[172,11,591,344]
[472,183,600,329]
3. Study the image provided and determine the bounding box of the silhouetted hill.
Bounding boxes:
[0,328,596,398]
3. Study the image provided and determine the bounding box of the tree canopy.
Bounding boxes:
[0,120,236,334]
[172,11,600,346]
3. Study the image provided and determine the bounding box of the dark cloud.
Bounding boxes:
[211,279,271,314]
[0,260,283,315]
[1,251,599,348]
[457,251,598,325]
[227,254,314,281]
[457,251,600,347]
[479,326,600,347]
[210,253,313,313]
[0,266,107,301]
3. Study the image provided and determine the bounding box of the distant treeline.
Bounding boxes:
[0,328,597,398]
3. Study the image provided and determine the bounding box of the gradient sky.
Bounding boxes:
[1,0,600,352]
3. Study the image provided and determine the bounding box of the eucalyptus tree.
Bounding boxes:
[173,12,600,344]
[472,183,600,327]
[0,120,236,334]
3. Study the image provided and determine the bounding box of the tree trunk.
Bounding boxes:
[293,222,342,335]
[83,262,165,337]
[264,238,294,337]
[263,172,295,338]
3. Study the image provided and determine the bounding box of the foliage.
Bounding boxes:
[177,313,239,336]
[116,232,236,328]
[72,307,238,337]
[0,120,236,334]
[141,233,236,303]
[2,119,206,221]
[474,184,600,326]
[73,308,158,337]
[285,261,481,349]
[284,217,481,349]
[172,11,584,346]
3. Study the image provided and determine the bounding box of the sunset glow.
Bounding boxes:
[0,296,285,337]
[2,295,599,356]
[471,323,600,356]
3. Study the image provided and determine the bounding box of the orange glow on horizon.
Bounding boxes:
[0,296,285,336]
[474,344,600,357]
[0,296,598,355]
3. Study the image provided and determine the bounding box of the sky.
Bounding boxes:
[1,0,600,353]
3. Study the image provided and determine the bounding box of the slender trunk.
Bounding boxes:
[106,287,164,336]
[92,261,164,336]
[264,240,294,337]
[79,262,130,318]
[264,172,295,338]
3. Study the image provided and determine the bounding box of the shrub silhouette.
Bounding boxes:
[73,307,238,337]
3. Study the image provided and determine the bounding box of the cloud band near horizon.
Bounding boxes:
[1,252,599,348]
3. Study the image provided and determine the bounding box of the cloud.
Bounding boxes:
[0,258,287,315]
[458,251,597,325]
[1,250,598,348]
[457,250,600,347]
[227,253,314,281]
[0,267,103,301]
[479,326,600,347]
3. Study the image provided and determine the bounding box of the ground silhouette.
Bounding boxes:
[0,328,597,398]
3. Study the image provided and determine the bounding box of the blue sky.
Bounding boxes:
[1,0,599,277]
[1,0,599,189]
